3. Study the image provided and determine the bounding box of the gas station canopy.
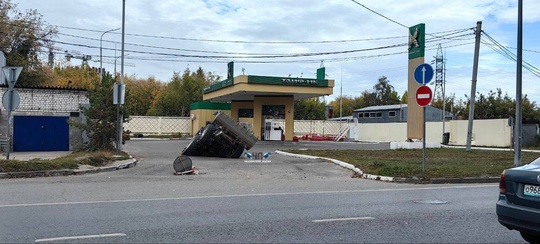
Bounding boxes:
[200,66,334,141]
[202,75,334,102]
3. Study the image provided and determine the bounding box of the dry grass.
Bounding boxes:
[0,151,130,172]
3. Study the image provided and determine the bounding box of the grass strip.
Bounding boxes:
[0,151,130,172]
[287,148,540,179]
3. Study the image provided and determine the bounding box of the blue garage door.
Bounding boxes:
[13,116,70,152]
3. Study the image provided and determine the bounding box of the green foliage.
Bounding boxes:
[148,67,213,116]
[76,74,130,151]
[0,0,58,86]
[438,89,540,120]
[401,91,408,104]
[329,75,540,121]
[327,96,364,117]
[294,97,326,120]
[356,76,401,108]
[373,76,400,105]
[125,75,164,116]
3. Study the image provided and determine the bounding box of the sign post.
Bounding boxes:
[414,63,433,172]
[2,66,23,160]
[407,23,426,141]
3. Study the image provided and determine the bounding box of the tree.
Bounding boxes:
[356,76,400,108]
[401,91,408,104]
[76,74,130,151]
[124,75,164,116]
[148,72,183,116]
[327,95,364,117]
[360,90,378,107]
[47,66,100,89]
[148,67,214,116]
[294,97,326,120]
[0,0,58,86]
[373,76,400,105]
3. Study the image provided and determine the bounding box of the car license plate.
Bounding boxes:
[524,184,540,197]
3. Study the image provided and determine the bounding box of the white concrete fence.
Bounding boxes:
[124,116,513,147]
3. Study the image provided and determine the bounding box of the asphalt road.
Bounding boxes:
[0,139,525,243]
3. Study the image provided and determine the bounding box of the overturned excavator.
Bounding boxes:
[181,111,258,158]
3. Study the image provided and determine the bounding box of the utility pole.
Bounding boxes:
[514,0,523,166]
[466,21,482,152]
[340,68,343,119]
[433,44,446,141]
[116,0,126,155]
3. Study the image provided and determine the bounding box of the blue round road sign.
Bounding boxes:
[414,63,434,85]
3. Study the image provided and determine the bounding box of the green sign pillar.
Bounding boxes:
[407,23,426,140]
[316,67,326,80]
[227,61,234,79]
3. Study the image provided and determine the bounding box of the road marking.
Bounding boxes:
[313,217,374,223]
[35,233,126,242]
[0,184,497,208]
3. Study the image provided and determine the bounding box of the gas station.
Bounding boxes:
[195,63,334,141]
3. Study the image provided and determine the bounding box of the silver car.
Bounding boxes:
[496,158,540,243]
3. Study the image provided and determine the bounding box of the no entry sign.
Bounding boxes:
[416,85,432,107]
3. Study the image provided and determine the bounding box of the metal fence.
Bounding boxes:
[123,116,350,136]
[269,119,350,136]
[124,116,191,135]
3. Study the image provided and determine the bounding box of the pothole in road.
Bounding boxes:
[413,199,449,204]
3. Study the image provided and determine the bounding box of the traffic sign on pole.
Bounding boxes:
[2,66,22,160]
[2,66,23,88]
[416,85,433,107]
[414,63,434,85]
[2,90,20,111]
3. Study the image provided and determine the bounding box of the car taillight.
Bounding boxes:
[499,170,506,194]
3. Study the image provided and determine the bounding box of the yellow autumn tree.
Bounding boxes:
[124,75,165,116]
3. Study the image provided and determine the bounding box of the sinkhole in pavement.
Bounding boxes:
[413,199,449,204]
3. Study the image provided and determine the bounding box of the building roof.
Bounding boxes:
[202,75,334,101]
[353,104,409,112]
[0,84,86,91]
[327,116,354,121]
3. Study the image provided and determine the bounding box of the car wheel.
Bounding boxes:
[520,232,540,244]
[198,124,215,147]
[182,135,201,156]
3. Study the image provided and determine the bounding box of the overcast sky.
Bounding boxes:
[14,0,540,104]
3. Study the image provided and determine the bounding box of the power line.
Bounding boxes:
[349,0,407,28]
[43,41,473,64]
[49,39,410,59]
[53,28,472,58]
[55,24,471,45]
[55,24,405,44]
[481,31,540,78]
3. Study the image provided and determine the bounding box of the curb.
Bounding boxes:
[275,150,499,184]
[0,158,138,179]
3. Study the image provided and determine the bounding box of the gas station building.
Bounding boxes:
[197,67,334,141]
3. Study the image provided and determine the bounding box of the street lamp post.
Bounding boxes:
[116,0,126,155]
[100,28,120,82]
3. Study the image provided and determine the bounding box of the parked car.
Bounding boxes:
[496,158,540,243]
